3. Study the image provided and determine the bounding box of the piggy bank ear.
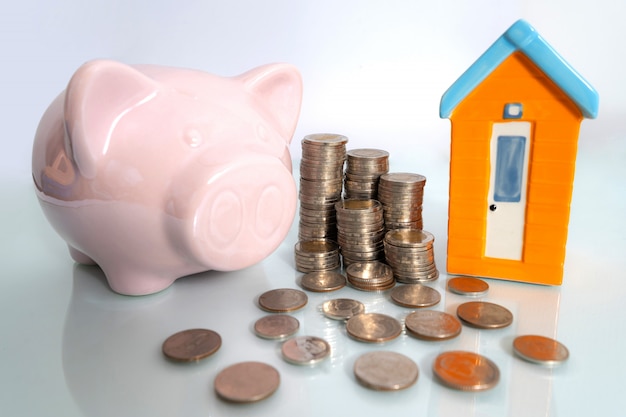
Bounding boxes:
[240,64,303,143]
[64,60,158,179]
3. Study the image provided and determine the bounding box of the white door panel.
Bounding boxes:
[484,122,531,260]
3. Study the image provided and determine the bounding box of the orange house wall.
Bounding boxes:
[447,51,583,285]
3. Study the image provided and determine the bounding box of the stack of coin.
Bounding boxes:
[377,172,426,230]
[294,239,340,272]
[335,199,386,266]
[345,261,395,291]
[344,148,389,200]
[383,228,438,282]
[298,133,348,242]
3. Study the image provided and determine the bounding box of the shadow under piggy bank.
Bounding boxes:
[62,263,275,417]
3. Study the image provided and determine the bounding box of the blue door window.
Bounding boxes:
[494,135,526,202]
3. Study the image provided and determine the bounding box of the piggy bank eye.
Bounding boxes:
[182,127,204,148]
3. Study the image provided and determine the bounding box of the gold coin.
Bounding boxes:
[254,315,300,340]
[384,228,434,248]
[214,361,280,403]
[513,335,570,366]
[457,301,513,329]
[300,270,346,292]
[346,313,403,343]
[258,288,308,313]
[432,351,500,391]
[353,351,418,391]
[404,310,462,341]
[162,328,222,362]
[322,298,365,320]
[281,336,331,366]
[447,276,489,296]
[390,284,441,308]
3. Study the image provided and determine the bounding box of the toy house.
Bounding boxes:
[439,19,598,285]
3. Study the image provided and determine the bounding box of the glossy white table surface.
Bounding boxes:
[2,138,625,417]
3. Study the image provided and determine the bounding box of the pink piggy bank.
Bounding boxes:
[33,60,302,295]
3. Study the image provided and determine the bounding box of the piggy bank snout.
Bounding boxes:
[174,155,296,271]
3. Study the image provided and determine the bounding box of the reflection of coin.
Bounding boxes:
[513,335,570,366]
[390,284,441,308]
[300,270,346,292]
[457,301,513,329]
[254,315,300,340]
[214,361,280,403]
[354,351,418,391]
[346,313,403,343]
[281,336,331,366]
[322,298,365,320]
[258,288,308,313]
[447,276,489,297]
[404,310,462,341]
[433,351,500,391]
[162,328,222,362]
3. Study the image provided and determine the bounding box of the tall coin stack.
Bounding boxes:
[383,228,438,282]
[335,199,386,267]
[298,134,349,243]
[378,173,426,230]
[344,149,389,200]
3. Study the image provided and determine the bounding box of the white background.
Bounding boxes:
[1,1,625,416]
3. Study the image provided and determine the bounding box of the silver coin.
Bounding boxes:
[346,313,403,343]
[322,298,365,320]
[302,133,349,146]
[457,301,513,329]
[300,270,346,292]
[354,351,418,391]
[390,284,441,308]
[254,315,300,340]
[404,310,462,341]
[281,336,331,365]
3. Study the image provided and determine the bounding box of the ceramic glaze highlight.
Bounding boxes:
[33,60,302,295]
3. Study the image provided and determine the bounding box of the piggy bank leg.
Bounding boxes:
[68,245,97,265]
[99,264,176,296]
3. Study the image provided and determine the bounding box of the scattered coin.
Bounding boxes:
[447,276,489,297]
[162,328,222,362]
[254,315,300,340]
[457,301,513,329]
[322,298,365,320]
[404,310,462,341]
[354,351,418,391]
[300,270,346,292]
[346,260,395,291]
[281,336,331,366]
[432,351,500,391]
[258,288,308,313]
[346,312,403,343]
[513,335,570,366]
[214,361,280,403]
[390,284,441,308]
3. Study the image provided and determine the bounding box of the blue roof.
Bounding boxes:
[440,19,599,119]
